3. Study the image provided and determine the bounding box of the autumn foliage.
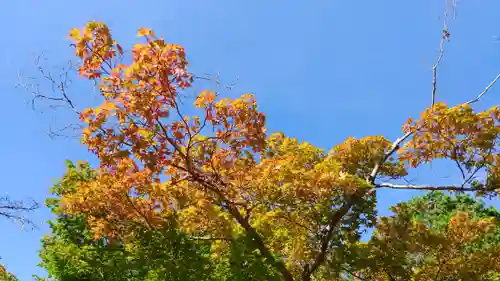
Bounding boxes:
[51,21,500,281]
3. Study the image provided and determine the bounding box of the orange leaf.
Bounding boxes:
[137,27,152,37]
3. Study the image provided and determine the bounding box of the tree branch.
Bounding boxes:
[226,202,295,281]
[302,190,363,281]
[431,29,448,106]
[375,182,478,191]
[0,196,39,228]
[431,0,455,106]
[465,73,500,105]
[369,131,414,183]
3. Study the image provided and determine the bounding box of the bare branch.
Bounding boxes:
[465,73,500,105]
[431,0,454,106]
[431,29,448,106]
[0,195,39,229]
[461,164,485,188]
[16,53,79,115]
[47,123,83,139]
[374,182,495,192]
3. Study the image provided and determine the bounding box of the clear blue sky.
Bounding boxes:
[0,0,499,280]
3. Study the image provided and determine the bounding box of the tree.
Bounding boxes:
[29,15,499,281]
[39,161,281,281]
[348,192,500,280]
[39,21,499,281]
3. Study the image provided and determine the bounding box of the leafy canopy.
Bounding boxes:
[49,21,500,281]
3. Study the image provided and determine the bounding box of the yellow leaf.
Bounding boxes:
[69,28,81,40]
[137,27,152,37]
[137,128,153,139]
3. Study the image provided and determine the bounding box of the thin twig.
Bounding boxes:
[431,0,453,106]
[0,196,39,229]
[465,73,500,105]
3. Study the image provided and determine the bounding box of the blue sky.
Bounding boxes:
[0,0,499,280]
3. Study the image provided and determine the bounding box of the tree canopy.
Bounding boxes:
[24,21,497,281]
[0,2,499,279]
[38,162,500,280]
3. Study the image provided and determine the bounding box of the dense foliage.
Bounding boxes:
[38,164,500,280]
[31,22,498,281]
[38,161,280,281]
[351,192,500,280]
[1,14,499,280]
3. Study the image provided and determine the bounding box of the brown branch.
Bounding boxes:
[48,123,83,139]
[301,196,359,281]
[461,164,485,188]
[22,54,79,114]
[454,159,466,180]
[226,202,295,281]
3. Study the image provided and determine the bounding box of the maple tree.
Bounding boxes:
[27,18,499,281]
